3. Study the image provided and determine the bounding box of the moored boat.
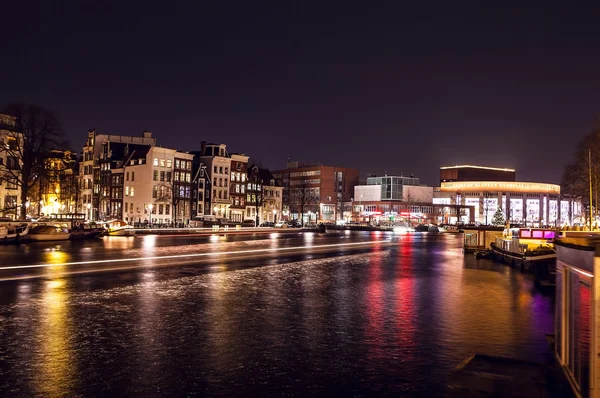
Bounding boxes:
[0,224,29,243]
[490,226,557,270]
[29,225,71,241]
[69,226,106,240]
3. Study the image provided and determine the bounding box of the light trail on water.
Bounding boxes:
[0,240,389,271]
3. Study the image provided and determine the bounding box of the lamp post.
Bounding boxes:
[87,203,92,221]
[148,204,153,227]
[273,209,277,224]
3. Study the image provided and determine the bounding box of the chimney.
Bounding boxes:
[200,141,207,155]
[143,130,152,139]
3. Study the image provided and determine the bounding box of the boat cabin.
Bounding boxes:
[495,227,557,254]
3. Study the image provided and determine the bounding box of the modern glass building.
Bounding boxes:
[366,176,419,200]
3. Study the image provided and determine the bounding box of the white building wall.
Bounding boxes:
[122,147,191,225]
[262,185,283,223]
[203,155,232,219]
[354,185,381,202]
[403,185,433,203]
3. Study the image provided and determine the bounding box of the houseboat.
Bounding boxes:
[0,223,29,243]
[490,227,557,269]
[69,222,106,240]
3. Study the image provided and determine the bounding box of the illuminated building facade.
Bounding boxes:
[245,166,282,225]
[122,146,193,225]
[351,175,435,225]
[440,164,516,183]
[229,153,248,222]
[80,129,156,221]
[195,142,232,220]
[191,161,211,221]
[434,165,582,226]
[39,149,78,217]
[273,161,359,223]
[0,114,22,220]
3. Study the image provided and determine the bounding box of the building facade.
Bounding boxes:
[39,149,79,216]
[352,175,435,225]
[80,129,156,221]
[440,165,516,183]
[0,114,22,220]
[197,142,232,220]
[244,166,282,225]
[272,161,359,223]
[434,165,581,226]
[262,179,283,224]
[229,153,248,222]
[122,146,193,225]
[191,161,211,221]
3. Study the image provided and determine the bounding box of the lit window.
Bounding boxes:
[125,186,129,196]
[160,159,165,167]
[153,158,159,166]
[167,159,172,168]
[131,187,134,197]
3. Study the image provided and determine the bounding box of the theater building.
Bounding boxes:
[434,165,583,226]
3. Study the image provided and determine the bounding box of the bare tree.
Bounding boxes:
[154,181,177,224]
[561,126,600,225]
[404,190,417,226]
[290,179,318,226]
[0,103,66,219]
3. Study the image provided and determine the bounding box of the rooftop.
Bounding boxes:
[440,164,515,172]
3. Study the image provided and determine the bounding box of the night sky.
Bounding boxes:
[2,2,600,185]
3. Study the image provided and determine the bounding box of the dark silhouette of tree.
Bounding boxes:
[290,179,318,226]
[561,126,600,223]
[0,103,67,219]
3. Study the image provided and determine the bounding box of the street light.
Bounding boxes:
[148,204,153,227]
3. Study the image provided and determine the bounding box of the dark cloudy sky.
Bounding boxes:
[2,2,600,185]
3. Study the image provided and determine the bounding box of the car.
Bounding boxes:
[275,221,289,228]
[288,220,302,228]
[260,222,275,227]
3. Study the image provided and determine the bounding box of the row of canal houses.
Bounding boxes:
[79,129,283,226]
[0,122,285,226]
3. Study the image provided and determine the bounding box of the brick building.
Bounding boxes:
[273,161,359,223]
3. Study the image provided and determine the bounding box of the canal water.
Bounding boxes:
[0,233,554,396]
